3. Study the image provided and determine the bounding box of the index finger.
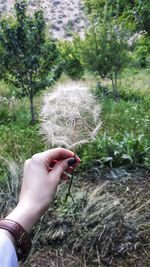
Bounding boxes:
[34,148,80,165]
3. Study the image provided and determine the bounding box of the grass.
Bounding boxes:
[0,80,18,97]
[0,97,45,159]
[121,68,150,94]
[102,99,150,137]
[100,67,150,95]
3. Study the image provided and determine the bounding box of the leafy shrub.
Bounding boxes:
[79,132,150,169]
[78,91,150,169]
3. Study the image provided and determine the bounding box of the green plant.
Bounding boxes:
[78,92,150,169]
[79,132,150,169]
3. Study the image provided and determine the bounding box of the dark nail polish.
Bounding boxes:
[67,158,77,166]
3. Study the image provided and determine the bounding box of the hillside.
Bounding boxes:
[0,0,88,39]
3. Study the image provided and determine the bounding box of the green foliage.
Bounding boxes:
[0,80,18,97]
[0,122,44,159]
[80,132,150,169]
[79,90,150,169]
[84,0,150,36]
[57,39,84,79]
[80,21,128,100]
[80,67,150,169]
[132,36,150,68]
[0,0,59,123]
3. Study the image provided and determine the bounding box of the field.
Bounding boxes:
[0,67,150,266]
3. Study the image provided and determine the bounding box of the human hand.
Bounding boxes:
[6,148,80,232]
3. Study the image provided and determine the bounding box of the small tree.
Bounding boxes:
[0,0,59,123]
[81,20,128,100]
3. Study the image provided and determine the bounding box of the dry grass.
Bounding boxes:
[0,157,22,217]
[27,170,150,267]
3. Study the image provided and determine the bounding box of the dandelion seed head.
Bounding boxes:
[40,81,101,148]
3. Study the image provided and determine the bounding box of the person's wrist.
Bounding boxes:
[5,202,41,233]
[0,219,32,261]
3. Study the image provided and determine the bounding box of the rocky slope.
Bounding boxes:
[0,0,88,39]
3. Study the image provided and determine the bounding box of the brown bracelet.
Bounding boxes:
[0,219,32,262]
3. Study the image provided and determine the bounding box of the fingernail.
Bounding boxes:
[67,158,77,166]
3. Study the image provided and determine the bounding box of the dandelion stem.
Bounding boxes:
[64,168,75,202]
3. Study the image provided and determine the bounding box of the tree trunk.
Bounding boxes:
[30,95,36,124]
[111,72,119,102]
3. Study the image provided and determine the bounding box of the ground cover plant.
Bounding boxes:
[78,68,150,170]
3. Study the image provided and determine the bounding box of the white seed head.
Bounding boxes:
[40,81,101,148]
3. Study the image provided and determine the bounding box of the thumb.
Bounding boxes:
[49,157,77,185]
